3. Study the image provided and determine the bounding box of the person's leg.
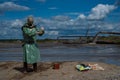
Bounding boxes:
[23,62,28,72]
[33,63,37,72]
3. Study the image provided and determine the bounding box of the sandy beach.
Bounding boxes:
[0,61,120,80]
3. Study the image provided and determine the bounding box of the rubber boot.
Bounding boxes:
[23,62,28,73]
[33,63,37,72]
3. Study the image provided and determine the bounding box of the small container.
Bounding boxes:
[53,63,60,69]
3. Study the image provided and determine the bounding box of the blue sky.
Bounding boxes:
[0,0,120,39]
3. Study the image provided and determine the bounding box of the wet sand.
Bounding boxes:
[0,61,120,80]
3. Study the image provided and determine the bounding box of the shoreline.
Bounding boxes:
[0,61,120,80]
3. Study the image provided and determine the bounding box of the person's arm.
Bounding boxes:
[38,30,44,36]
[23,27,37,36]
[36,27,44,36]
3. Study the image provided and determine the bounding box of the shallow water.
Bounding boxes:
[0,43,120,66]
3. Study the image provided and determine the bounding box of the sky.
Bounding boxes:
[0,0,120,39]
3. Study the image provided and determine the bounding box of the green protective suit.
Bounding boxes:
[21,23,44,64]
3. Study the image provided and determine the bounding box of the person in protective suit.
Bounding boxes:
[21,16,44,72]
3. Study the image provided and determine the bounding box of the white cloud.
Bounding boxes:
[0,2,30,13]
[76,4,117,20]
[87,4,116,20]
[77,14,86,19]
[46,31,59,35]
[0,19,24,39]
[102,23,117,30]
[0,30,7,36]
[11,19,23,28]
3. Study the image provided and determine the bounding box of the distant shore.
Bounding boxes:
[0,61,120,80]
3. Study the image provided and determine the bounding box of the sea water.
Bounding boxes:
[0,43,120,66]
